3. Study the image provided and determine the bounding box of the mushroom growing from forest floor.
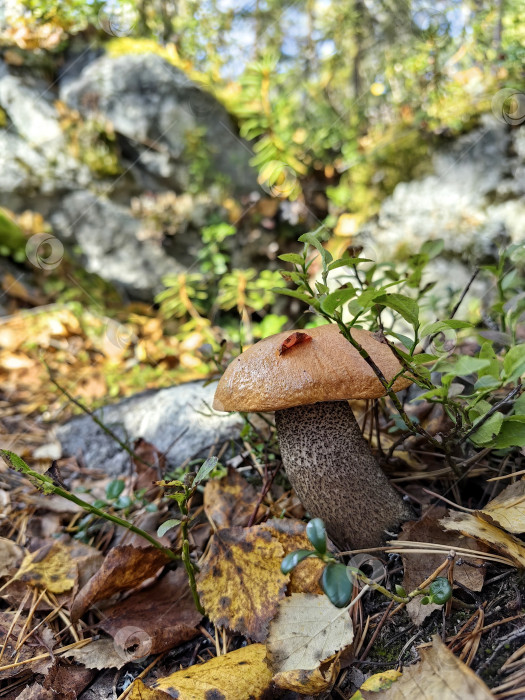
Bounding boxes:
[213,323,414,550]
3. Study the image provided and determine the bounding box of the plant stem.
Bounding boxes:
[179,500,205,614]
[0,450,177,561]
[44,362,155,471]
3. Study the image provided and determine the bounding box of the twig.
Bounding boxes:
[461,382,523,443]
[44,362,155,470]
[0,450,177,561]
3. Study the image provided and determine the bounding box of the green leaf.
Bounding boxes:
[438,356,491,377]
[275,288,315,305]
[350,287,383,313]
[428,577,452,604]
[281,549,316,574]
[474,376,501,391]
[193,456,219,486]
[298,232,333,270]
[375,293,419,329]
[478,342,501,379]
[321,563,352,608]
[503,344,525,382]
[278,253,305,265]
[491,418,525,448]
[106,479,125,500]
[420,239,444,259]
[327,257,372,272]
[395,584,407,598]
[419,320,471,337]
[411,353,440,364]
[320,286,356,315]
[306,518,327,554]
[469,412,505,446]
[157,519,182,537]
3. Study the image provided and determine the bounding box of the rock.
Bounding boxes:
[0,61,90,197]
[358,116,523,266]
[50,191,184,299]
[56,380,244,477]
[60,53,257,193]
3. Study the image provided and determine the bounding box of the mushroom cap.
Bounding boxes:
[213,324,413,413]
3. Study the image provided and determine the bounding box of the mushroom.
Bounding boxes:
[213,323,414,550]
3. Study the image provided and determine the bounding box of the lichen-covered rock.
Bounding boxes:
[358,116,524,262]
[50,191,184,300]
[56,380,243,477]
[59,53,257,193]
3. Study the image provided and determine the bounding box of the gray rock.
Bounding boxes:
[50,190,184,299]
[60,53,257,193]
[358,117,523,264]
[56,380,243,477]
[0,62,90,197]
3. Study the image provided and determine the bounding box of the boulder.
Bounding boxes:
[56,380,244,477]
[50,191,184,299]
[60,53,257,193]
[358,116,524,264]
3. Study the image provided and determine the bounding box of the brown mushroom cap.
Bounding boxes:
[213,324,413,413]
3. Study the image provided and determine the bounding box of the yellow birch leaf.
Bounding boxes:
[16,541,76,593]
[440,510,525,567]
[262,519,325,595]
[358,636,493,699]
[478,479,525,534]
[128,644,272,700]
[361,670,403,691]
[196,525,288,641]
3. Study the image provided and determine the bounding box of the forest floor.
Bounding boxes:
[1,281,525,700]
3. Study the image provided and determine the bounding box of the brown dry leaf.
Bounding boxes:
[358,635,494,699]
[41,658,96,700]
[204,466,260,528]
[70,545,169,621]
[399,508,485,625]
[440,510,525,567]
[262,518,324,595]
[268,593,353,694]
[16,684,54,700]
[128,644,273,700]
[0,537,24,577]
[479,479,525,534]
[99,569,202,657]
[16,541,76,593]
[0,612,48,681]
[63,638,130,670]
[196,525,288,641]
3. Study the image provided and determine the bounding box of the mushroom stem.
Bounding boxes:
[275,401,413,550]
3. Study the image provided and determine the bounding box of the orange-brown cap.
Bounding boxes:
[213,324,413,413]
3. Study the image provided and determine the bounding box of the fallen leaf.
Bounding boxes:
[0,612,49,680]
[273,662,341,694]
[204,466,260,528]
[196,525,288,641]
[16,541,76,593]
[262,518,325,595]
[70,545,169,621]
[350,670,402,698]
[279,331,312,355]
[42,658,96,700]
[99,569,202,656]
[357,635,494,699]
[440,510,525,567]
[128,644,273,700]
[267,594,354,686]
[0,537,24,577]
[479,479,525,533]
[16,684,54,700]
[63,638,130,670]
[399,508,485,624]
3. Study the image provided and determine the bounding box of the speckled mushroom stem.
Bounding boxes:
[275,401,413,550]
